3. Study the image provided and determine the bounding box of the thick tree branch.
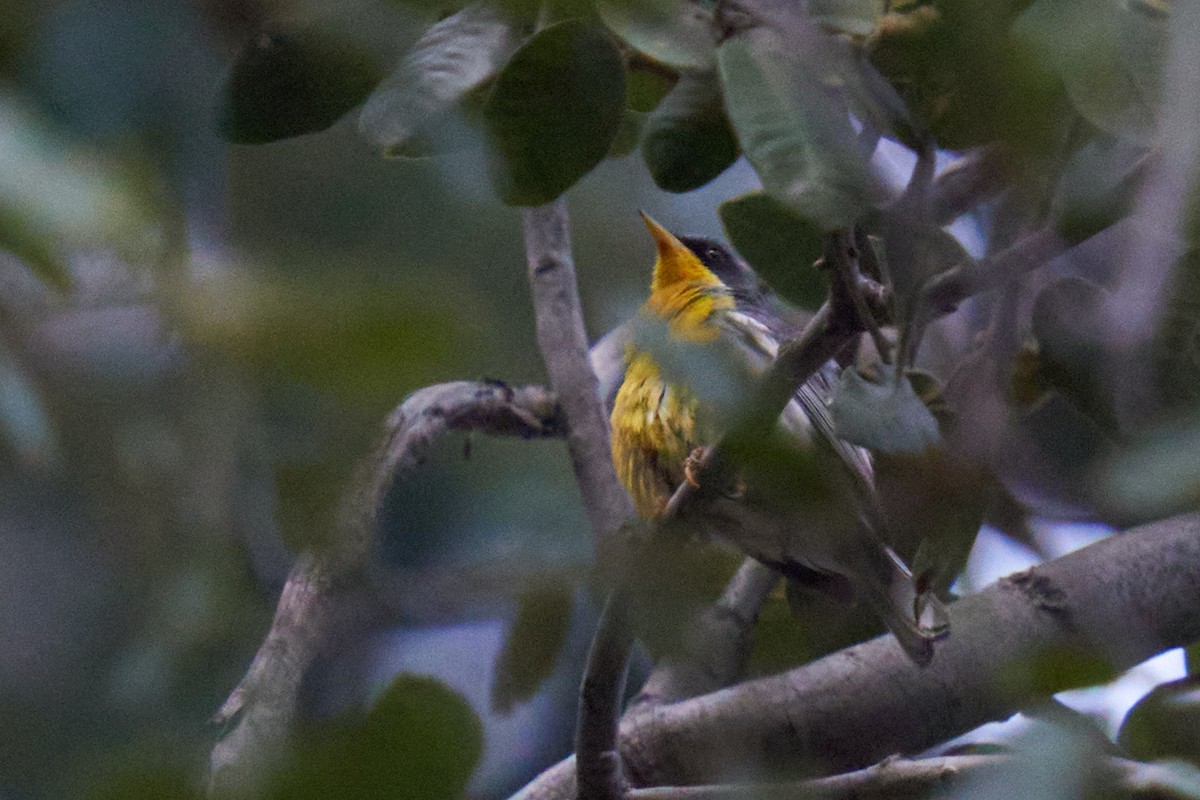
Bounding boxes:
[523,199,636,541]
[624,755,1200,800]
[511,511,1200,798]
[522,199,637,800]
[208,381,563,793]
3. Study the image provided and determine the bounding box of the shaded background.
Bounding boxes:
[0,1,1187,798]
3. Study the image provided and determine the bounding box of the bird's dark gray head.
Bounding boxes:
[679,235,809,337]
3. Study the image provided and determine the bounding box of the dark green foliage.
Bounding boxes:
[220,24,385,144]
[718,192,826,311]
[1120,676,1200,765]
[483,21,626,205]
[359,3,520,156]
[596,0,715,70]
[641,71,739,193]
[830,364,941,454]
[269,675,483,800]
[491,582,574,712]
[1031,277,1121,434]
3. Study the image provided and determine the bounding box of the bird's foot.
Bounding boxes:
[684,446,711,488]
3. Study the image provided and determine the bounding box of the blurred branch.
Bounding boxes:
[522,198,637,800]
[931,146,1016,227]
[207,380,564,794]
[921,227,1068,315]
[623,755,1200,800]
[510,511,1200,798]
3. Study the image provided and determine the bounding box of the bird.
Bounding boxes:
[609,212,948,665]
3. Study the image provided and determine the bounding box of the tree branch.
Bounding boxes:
[207,381,564,793]
[511,511,1200,798]
[523,199,636,542]
[522,199,637,800]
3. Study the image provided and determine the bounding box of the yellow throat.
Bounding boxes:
[610,213,734,517]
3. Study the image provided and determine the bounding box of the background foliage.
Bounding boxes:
[1,0,1199,798]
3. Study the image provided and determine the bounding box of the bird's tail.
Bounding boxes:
[853,544,950,667]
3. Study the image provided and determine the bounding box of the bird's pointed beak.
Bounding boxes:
[639,211,718,294]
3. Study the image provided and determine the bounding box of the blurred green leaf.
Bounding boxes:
[87,766,197,800]
[879,449,989,595]
[1099,419,1200,520]
[749,584,882,674]
[274,461,344,552]
[608,110,644,158]
[180,273,469,408]
[873,1,1063,154]
[1120,676,1200,766]
[830,364,941,453]
[641,71,738,193]
[483,20,625,205]
[596,0,715,70]
[1051,136,1146,246]
[1019,0,1166,145]
[0,96,155,286]
[359,3,520,156]
[270,674,483,800]
[0,338,58,471]
[220,23,385,144]
[718,191,825,311]
[809,0,884,37]
[625,66,676,113]
[717,25,876,229]
[491,582,573,713]
[1031,277,1120,434]
[1152,249,1200,411]
[870,215,974,326]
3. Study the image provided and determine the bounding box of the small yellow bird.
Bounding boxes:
[610,212,948,664]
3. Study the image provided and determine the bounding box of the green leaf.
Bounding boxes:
[1100,419,1200,520]
[596,0,715,70]
[625,66,675,113]
[483,20,625,205]
[874,2,1063,154]
[717,27,877,229]
[808,0,884,37]
[869,215,974,327]
[271,675,483,800]
[717,191,825,310]
[0,338,58,471]
[1030,277,1120,434]
[1019,0,1166,145]
[1119,676,1200,765]
[220,23,385,144]
[608,110,644,158]
[491,582,573,713]
[641,71,738,193]
[359,3,520,156]
[829,364,941,453]
[1051,136,1145,245]
[0,97,154,286]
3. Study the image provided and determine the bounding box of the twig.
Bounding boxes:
[522,199,637,800]
[207,381,564,793]
[510,510,1200,797]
